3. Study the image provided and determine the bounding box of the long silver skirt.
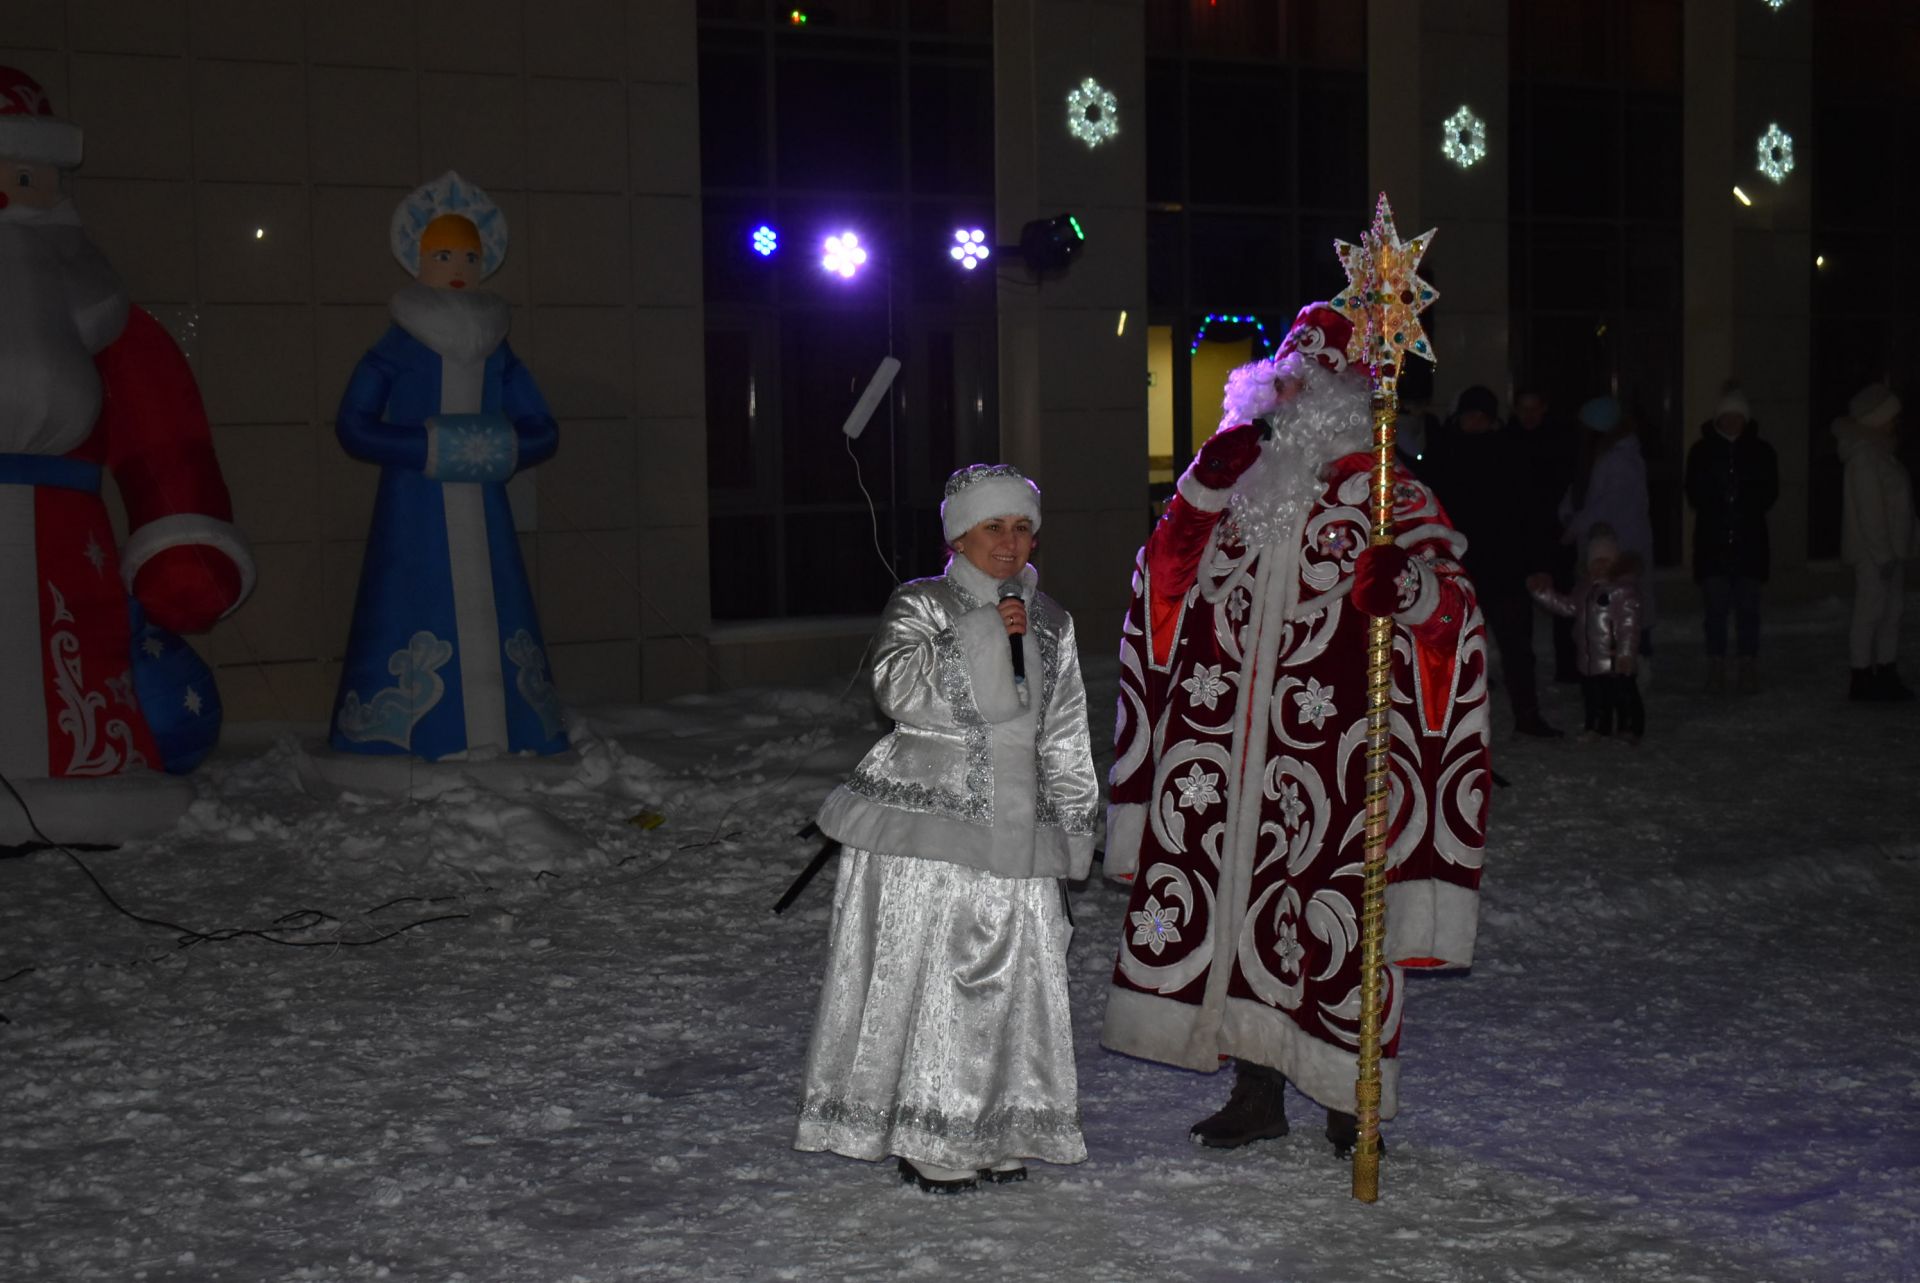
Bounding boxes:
[793,846,1087,1171]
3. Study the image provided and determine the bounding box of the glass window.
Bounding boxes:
[1186,65,1290,206]
[700,40,768,190]
[704,329,758,492]
[774,50,900,192]
[907,58,993,196]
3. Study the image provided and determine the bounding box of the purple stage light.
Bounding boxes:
[949,228,991,270]
[822,231,868,279]
[751,224,778,257]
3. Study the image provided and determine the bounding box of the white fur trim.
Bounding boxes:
[0,117,82,168]
[952,602,1033,724]
[119,514,257,617]
[1104,801,1146,881]
[1176,469,1233,513]
[941,474,1042,542]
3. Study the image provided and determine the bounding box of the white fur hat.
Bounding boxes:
[941,464,1042,543]
[1849,383,1901,428]
[0,66,82,168]
[1715,387,1751,420]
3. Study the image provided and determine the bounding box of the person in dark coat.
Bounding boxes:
[1511,389,1580,682]
[1684,385,1778,693]
[1424,385,1562,737]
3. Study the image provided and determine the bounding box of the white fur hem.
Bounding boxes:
[119,514,257,618]
[1100,986,1403,1117]
[0,118,83,168]
[1104,802,1146,881]
[1176,470,1234,513]
[1385,879,1479,968]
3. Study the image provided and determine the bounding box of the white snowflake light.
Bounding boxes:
[1761,0,1787,9]
[1066,77,1118,149]
[821,231,868,279]
[1756,123,1794,183]
[1441,105,1488,169]
[949,228,990,270]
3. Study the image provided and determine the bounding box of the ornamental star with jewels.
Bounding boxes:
[1330,193,1440,371]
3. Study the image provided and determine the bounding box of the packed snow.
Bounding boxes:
[3,594,1916,1283]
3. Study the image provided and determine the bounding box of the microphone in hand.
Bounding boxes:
[998,579,1029,708]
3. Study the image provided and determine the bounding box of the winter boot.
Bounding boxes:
[977,1161,1028,1185]
[1189,1060,1289,1148]
[1735,657,1760,696]
[1850,668,1878,701]
[898,1157,978,1194]
[1325,1109,1389,1160]
[1874,664,1917,702]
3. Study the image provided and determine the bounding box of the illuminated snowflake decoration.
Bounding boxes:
[1756,123,1794,183]
[1441,105,1488,169]
[821,231,868,278]
[949,228,991,270]
[1761,0,1787,9]
[1066,77,1119,149]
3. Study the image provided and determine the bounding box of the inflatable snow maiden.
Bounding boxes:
[328,172,567,762]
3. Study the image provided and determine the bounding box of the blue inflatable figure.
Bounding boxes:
[328,172,567,761]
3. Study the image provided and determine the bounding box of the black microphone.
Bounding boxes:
[998,579,1029,708]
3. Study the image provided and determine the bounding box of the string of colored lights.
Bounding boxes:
[1189,314,1273,357]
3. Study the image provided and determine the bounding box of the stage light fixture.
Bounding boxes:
[821,231,868,278]
[949,228,991,270]
[751,224,778,257]
[1016,213,1085,277]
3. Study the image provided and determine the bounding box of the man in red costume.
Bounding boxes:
[0,67,252,833]
[1102,304,1490,1156]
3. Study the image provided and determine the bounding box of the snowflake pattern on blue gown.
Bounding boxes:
[504,629,564,739]
[336,631,453,749]
[429,415,517,483]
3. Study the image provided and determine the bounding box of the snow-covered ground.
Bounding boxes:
[3,594,1916,1283]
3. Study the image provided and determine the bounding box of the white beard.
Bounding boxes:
[0,203,130,455]
[1223,365,1371,554]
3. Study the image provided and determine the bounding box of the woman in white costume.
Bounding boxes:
[794,464,1099,1193]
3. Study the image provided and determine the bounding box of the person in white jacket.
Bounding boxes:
[1562,396,1657,677]
[794,464,1098,1193]
[1834,383,1915,701]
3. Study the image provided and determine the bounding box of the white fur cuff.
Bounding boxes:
[119,514,257,618]
[1176,469,1233,513]
[0,118,83,169]
[1104,802,1147,881]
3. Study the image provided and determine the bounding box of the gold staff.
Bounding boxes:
[1329,193,1439,1203]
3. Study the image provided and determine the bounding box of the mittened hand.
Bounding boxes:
[133,546,245,633]
[1350,544,1412,618]
[1187,422,1266,490]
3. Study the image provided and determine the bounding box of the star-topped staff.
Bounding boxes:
[1329,193,1438,1205]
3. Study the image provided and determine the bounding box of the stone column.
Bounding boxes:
[1683,0,1812,588]
[994,0,1149,634]
[1367,0,1510,410]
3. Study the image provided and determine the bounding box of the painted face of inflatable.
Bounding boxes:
[0,159,62,212]
[416,214,484,290]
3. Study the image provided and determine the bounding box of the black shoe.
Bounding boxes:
[977,1165,1028,1184]
[1873,664,1916,702]
[1325,1109,1389,1160]
[1190,1060,1289,1149]
[1512,714,1564,738]
[1850,668,1879,701]
[898,1158,977,1194]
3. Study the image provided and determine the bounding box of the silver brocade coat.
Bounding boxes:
[1530,575,1643,675]
[816,557,1101,880]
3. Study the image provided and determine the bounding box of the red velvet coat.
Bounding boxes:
[1101,450,1490,1117]
[0,307,250,780]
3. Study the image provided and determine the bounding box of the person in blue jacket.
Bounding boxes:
[329,172,566,760]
